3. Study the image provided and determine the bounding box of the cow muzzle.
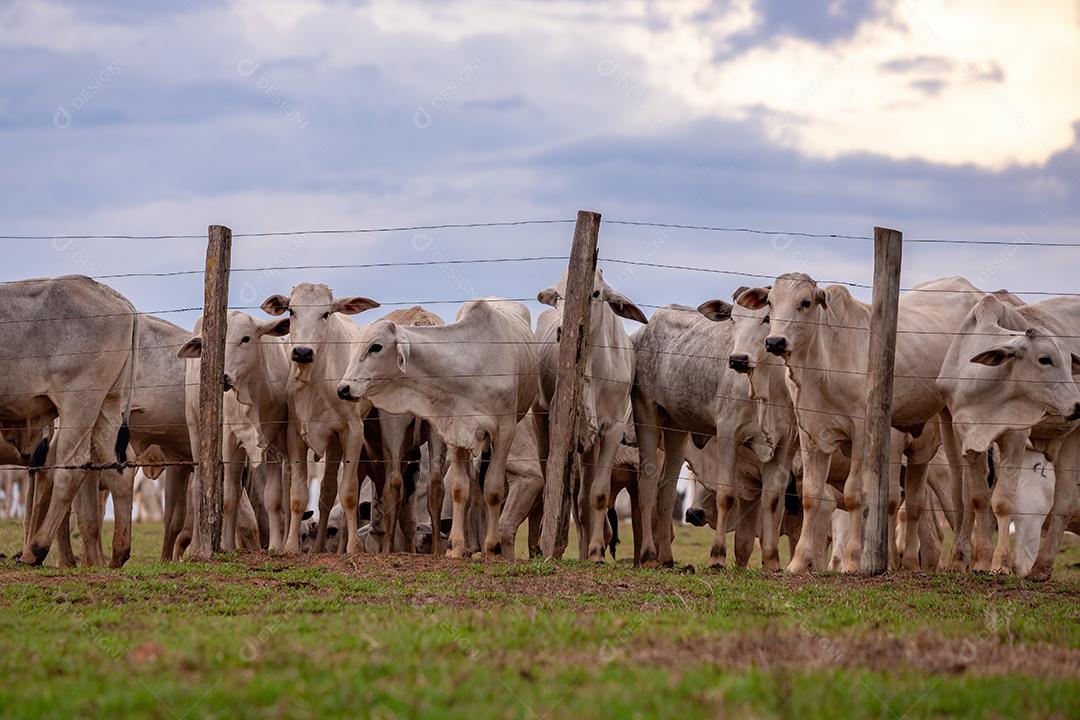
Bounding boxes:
[1067,401,1080,422]
[222,373,234,392]
[728,353,751,373]
[336,383,358,402]
[764,336,788,356]
[291,346,315,364]
[684,507,707,527]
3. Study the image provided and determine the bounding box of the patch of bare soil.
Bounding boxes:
[614,630,1080,678]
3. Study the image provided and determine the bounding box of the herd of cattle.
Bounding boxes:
[1,269,1078,580]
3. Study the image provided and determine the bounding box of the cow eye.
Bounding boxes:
[240,336,251,344]
[799,299,812,309]
[592,290,601,299]
[287,308,294,317]
[761,315,770,325]
[369,343,383,354]
[1038,356,1053,366]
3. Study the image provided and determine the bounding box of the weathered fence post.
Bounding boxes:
[191,224,231,561]
[539,210,601,559]
[860,226,902,575]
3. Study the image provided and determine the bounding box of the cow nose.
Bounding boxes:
[728,354,751,373]
[336,384,354,401]
[222,374,233,392]
[764,336,787,356]
[1068,402,1080,422]
[292,347,314,364]
[684,507,707,527]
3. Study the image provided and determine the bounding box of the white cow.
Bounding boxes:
[261,284,380,554]
[740,274,983,572]
[1,276,138,566]
[178,311,292,550]
[533,269,646,562]
[936,294,1080,578]
[337,299,538,559]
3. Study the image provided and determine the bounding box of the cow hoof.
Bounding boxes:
[446,547,470,560]
[18,544,48,566]
[1027,563,1052,582]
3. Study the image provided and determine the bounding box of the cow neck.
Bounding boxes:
[397,321,466,383]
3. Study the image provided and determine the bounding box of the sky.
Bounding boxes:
[2,0,1079,331]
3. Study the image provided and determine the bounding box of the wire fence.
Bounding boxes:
[3,215,1078,552]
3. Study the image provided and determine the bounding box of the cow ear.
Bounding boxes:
[301,509,314,521]
[735,287,769,310]
[396,336,411,373]
[537,288,560,307]
[333,296,380,315]
[697,299,732,322]
[731,286,750,302]
[261,295,290,316]
[969,347,1017,366]
[814,287,828,309]
[176,337,203,359]
[258,317,290,337]
[1071,353,1080,375]
[604,289,647,323]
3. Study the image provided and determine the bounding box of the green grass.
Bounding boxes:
[1,521,1078,719]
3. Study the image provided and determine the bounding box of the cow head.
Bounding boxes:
[337,319,405,403]
[538,268,648,341]
[939,295,1080,453]
[699,287,775,375]
[737,273,825,359]
[966,325,1080,422]
[261,283,378,375]
[177,312,290,398]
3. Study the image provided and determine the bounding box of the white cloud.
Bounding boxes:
[630,0,1080,168]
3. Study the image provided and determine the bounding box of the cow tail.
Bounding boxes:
[115,308,139,469]
[784,472,802,516]
[607,506,619,559]
[29,435,50,473]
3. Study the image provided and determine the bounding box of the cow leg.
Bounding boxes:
[1028,429,1080,581]
[55,508,77,568]
[788,440,832,573]
[161,467,189,561]
[499,466,542,560]
[21,409,103,565]
[105,466,134,568]
[632,402,662,567]
[74,472,106,567]
[235,486,261,551]
[246,463,270,549]
[733,495,758,569]
[446,446,473,558]
[173,479,196,560]
[263,461,284,551]
[990,430,1027,574]
[654,428,688,567]
[220,443,243,552]
[759,455,793,572]
[314,441,342,553]
[378,419,409,555]
[481,425,515,560]
[427,433,448,555]
[338,430,366,555]
[283,423,310,555]
[585,431,620,563]
[829,509,848,571]
[899,459,929,572]
[948,452,988,572]
[917,506,942,571]
[707,436,736,570]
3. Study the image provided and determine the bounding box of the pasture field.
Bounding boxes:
[1,521,1078,719]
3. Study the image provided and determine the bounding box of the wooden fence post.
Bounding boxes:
[539,210,601,559]
[860,226,902,575]
[191,224,231,561]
